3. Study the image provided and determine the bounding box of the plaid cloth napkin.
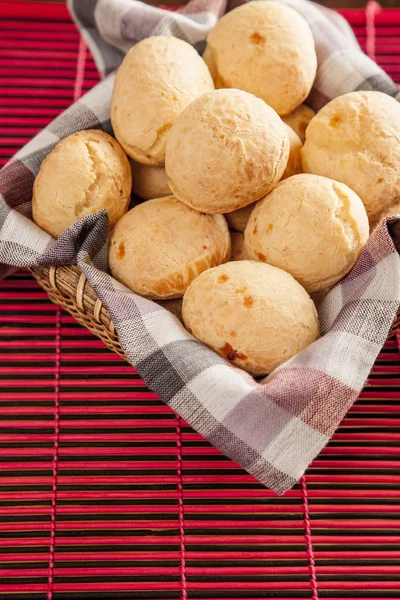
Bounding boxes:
[1,0,400,494]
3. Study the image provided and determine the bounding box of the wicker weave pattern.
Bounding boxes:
[30,265,128,362]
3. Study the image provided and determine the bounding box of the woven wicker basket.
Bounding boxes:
[30,264,400,361]
[30,265,128,362]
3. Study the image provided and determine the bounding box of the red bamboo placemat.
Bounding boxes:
[1,2,400,598]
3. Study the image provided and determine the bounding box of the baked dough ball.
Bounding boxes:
[225,203,255,233]
[302,91,400,223]
[282,104,315,142]
[245,174,369,294]
[182,261,319,376]
[33,130,131,239]
[166,89,289,214]
[109,196,230,299]
[282,125,303,180]
[131,161,170,200]
[230,231,247,261]
[203,1,317,116]
[111,36,214,166]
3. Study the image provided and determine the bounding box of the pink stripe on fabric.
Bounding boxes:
[301,476,319,600]
[365,1,381,61]
[73,36,87,102]
[47,306,61,600]
[176,417,188,600]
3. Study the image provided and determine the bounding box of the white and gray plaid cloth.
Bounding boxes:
[1,0,400,494]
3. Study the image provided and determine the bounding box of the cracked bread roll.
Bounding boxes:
[281,125,303,180]
[182,261,319,376]
[109,196,230,299]
[131,161,171,200]
[245,174,369,294]
[165,89,289,214]
[32,129,132,239]
[301,91,400,223]
[203,1,317,116]
[230,231,247,261]
[282,104,315,142]
[111,36,214,166]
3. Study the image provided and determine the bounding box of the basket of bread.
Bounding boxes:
[2,0,400,493]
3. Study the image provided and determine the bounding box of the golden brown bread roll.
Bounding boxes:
[245,174,369,294]
[109,196,230,299]
[166,89,289,214]
[182,261,319,376]
[302,91,400,223]
[33,130,131,238]
[203,1,317,115]
[111,36,214,166]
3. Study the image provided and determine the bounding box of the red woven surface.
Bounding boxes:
[1,2,400,598]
